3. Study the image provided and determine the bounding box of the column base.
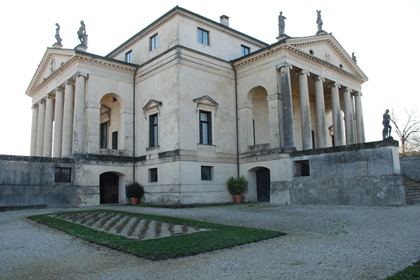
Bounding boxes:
[279,146,297,153]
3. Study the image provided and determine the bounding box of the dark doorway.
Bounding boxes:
[100,172,119,204]
[257,168,270,202]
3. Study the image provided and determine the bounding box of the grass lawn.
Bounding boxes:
[387,260,420,280]
[28,209,285,260]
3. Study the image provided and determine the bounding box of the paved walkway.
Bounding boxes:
[1,204,419,279]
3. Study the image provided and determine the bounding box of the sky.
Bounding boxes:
[1,0,419,156]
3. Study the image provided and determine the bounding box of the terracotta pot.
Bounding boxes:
[130,197,138,204]
[234,195,242,203]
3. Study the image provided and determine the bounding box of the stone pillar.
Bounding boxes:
[314,76,328,148]
[62,81,75,157]
[53,88,64,157]
[43,94,54,157]
[30,104,39,156]
[298,70,312,150]
[343,88,355,145]
[84,102,101,154]
[355,92,365,143]
[279,65,295,151]
[36,99,46,156]
[329,82,343,146]
[72,73,87,155]
[267,93,281,148]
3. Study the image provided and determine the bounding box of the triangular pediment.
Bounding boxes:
[142,99,162,118]
[287,34,368,81]
[193,95,218,111]
[26,48,75,95]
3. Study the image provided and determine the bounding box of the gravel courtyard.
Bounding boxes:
[1,204,419,280]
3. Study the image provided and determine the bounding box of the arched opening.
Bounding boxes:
[99,94,122,150]
[247,167,271,202]
[100,172,120,204]
[248,86,269,145]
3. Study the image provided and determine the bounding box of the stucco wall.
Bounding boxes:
[400,155,420,182]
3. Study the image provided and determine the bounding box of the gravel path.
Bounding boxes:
[1,204,419,280]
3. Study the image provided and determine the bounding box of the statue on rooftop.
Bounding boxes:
[278,11,286,36]
[316,10,323,31]
[382,109,392,140]
[352,52,357,63]
[55,23,62,45]
[77,20,87,47]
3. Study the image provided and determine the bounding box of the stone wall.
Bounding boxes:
[0,155,78,209]
[271,140,406,206]
[400,155,420,182]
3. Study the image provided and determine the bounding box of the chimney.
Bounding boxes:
[220,15,229,27]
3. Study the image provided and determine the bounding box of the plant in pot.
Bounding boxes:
[125,182,144,205]
[227,175,248,203]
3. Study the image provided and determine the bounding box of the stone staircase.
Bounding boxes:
[403,176,420,205]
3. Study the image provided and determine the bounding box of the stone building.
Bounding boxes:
[7,6,404,208]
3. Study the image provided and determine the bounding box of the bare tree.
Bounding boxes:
[390,108,420,156]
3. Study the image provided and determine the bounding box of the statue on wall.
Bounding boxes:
[316,10,323,31]
[278,11,286,36]
[77,20,87,47]
[352,52,357,63]
[382,109,392,140]
[55,23,62,45]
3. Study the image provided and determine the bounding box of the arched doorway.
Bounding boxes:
[256,168,270,202]
[100,172,119,204]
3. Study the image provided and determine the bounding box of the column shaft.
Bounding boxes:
[53,89,64,157]
[72,74,86,155]
[36,100,46,156]
[280,65,295,150]
[298,71,312,150]
[355,93,365,143]
[62,82,74,157]
[314,77,328,148]
[343,88,355,145]
[30,105,39,156]
[330,82,343,146]
[43,95,54,157]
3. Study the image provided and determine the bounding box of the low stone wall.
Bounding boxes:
[271,140,406,206]
[400,155,420,182]
[0,155,78,209]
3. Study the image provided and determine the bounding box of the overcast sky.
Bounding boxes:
[1,0,419,156]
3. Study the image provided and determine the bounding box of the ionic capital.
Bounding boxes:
[31,104,38,109]
[75,72,89,79]
[312,75,325,82]
[328,82,341,89]
[65,80,75,86]
[354,91,363,97]
[298,70,310,77]
[277,63,293,70]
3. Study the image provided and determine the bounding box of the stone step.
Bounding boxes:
[403,176,420,205]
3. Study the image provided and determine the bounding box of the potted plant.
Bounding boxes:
[227,175,248,203]
[125,182,144,204]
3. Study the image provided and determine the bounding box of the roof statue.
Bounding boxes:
[278,11,286,36]
[77,20,87,47]
[316,10,323,31]
[352,52,357,63]
[55,23,62,45]
[382,109,392,140]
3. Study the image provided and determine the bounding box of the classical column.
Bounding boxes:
[30,104,39,156]
[329,82,343,146]
[43,94,54,157]
[343,88,355,145]
[36,99,46,156]
[62,81,74,157]
[298,70,312,150]
[72,73,87,155]
[53,88,64,157]
[267,92,281,148]
[279,64,295,151]
[314,76,328,148]
[355,92,365,143]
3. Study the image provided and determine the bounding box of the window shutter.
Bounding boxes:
[149,116,154,147]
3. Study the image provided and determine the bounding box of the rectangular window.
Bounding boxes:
[125,50,132,62]
[201,166,213,181]
[149,114,158,147]
[198,28,209,45]
[241,45,250,56]
[112,131,118,150]
[149,168,158,182]
[150,34,158,51]
[293,160,310,177]
[54,167,72,182]
[199,111,212,145]
[100,122,108,149]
